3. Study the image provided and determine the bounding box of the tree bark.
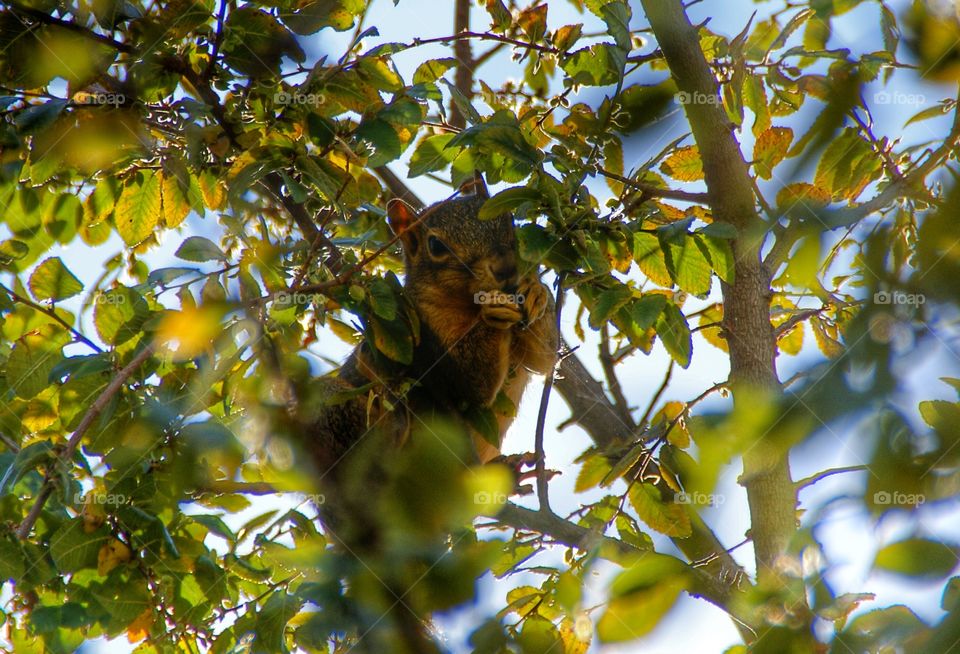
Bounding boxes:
[638,0,799,596]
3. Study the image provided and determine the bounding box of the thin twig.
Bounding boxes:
[16,343,156,539]
[0,432,20,453]
[0,283,103,353]
[598,167,711,204]
[638,360,674,428]
[533,273,566,513]
[599,323,634,428]
[6,2,134,53]
[795,465,868,491]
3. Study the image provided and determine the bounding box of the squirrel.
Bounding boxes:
[298,177,557,653]
[303,176,558,508]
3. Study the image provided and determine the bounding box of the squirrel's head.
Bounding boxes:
[386,185,519,303]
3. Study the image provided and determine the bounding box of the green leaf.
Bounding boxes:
[413,57,457,84]
[814,127,881,201]
[49,519,111,574]
[224,7,304,76]
[696,234,735,284]
[0,239,29,265]
[597,1,632,51]
[0,535,26,582]
[6,327,67,399]
[28,257,83,301]
[483,0,511,33]
[598,575,687,642]
[175,236,227,262]
[562,43,626,86]
[874,538,959,580]
[115,170,161,246]
[632,232,673,287]
[93,287,150,346]
[356,118,402,167]
[14,100,67,135]
[465,405,500,447]
[479,186,541,220]
[659,231,712,297]
[630,294,667,331]
[518,616,564,654]
[409,133,457,177]
[575,453,612,492]
[192,514,238,543]
[370,314,414,364]
[627,482,692,537]
[588,283,633,329]
[656,303,692,368]
[30,603,90,633]
[280,0,363,34]
[255,592,304,654]
[367,278,398,320]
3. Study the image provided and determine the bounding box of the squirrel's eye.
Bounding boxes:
[427,235,449,257]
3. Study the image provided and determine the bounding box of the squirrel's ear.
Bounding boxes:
[459,170,489,199]
[386,199,420,254]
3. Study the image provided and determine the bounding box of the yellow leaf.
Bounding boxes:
[778,322,804,355]
[198,170,226,210]
[753,127,793,179]
[126,607,153,643]
[98,539,132,575]
[811,316,843,358]
[654,401,689,448]
[160,172,191,228]
[155,307,223,359]
[22,396,57,432]
[776,182,831,208]
[628,483,692,537]
[115,171,161,246]
[560,615,591,654]
[660,146,704,182]
[698,303,727,353]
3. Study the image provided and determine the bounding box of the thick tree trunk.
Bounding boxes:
[638,0,800,596]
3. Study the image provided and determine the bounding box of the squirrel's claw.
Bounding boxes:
[518,276,549,324]
[480,303,522,329]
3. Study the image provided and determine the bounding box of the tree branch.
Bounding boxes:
[16,343,156,539]
[639,0,799,616]
[795,465,867,492]
[598,167,711,204]
[492,502,757,635]
[5,2,133,53]
[0,283,103,353]
[449,0,474,130]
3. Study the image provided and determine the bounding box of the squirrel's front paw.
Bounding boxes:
[480,297,522,330]
[518,275,550,324]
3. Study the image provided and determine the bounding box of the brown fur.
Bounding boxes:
[302,191,558,513]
